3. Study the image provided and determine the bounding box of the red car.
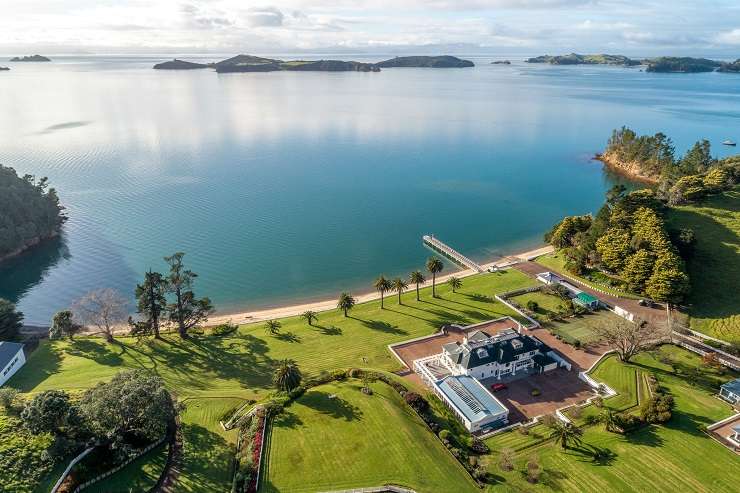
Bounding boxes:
[491,383,507,392]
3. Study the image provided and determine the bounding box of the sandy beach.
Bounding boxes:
[205,244,554,326]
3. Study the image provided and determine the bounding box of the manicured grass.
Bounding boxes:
[260,380,478,493]
[484,424,550,453]
[8,269,536,401]
[483,346,739,492]
[588,354,644,411]
[177,397,243,493]
[546,310,622,346]
[666,187,740,342]
[85,442,168,493]
[537,253,639,299]
[510,291,564,315]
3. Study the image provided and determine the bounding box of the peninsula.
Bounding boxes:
[0,67,9,71]
[491,60,511,65]
[153,59,209,70]
[718,59,740,73]
[526,53,640,66]
[10,55,51,62]
[375,55,474,68]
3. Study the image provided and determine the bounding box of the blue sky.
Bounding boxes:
[2,0,740,56]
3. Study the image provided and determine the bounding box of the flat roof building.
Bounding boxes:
[719,378,740,404]
[0,342,25,387]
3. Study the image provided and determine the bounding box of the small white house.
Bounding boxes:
[0,342,26,387]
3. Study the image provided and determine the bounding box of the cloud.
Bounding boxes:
[246,7,285,27]
[715,28,740,45]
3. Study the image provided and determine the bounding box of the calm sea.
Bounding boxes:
[1,55,738,324]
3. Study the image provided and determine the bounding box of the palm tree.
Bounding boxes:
[600,409,619,433]
[391,278,408,305]
[264,319,281,335]
[409,271,426,301]
[549,421,583,450]
[301,310,318,326]
[337,292,356,317]
[373,275,392,309]
[447,276,462,293]
[426,257,444,298]
[273,359,302,392]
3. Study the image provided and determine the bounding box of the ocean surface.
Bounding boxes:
[1,54,739,325]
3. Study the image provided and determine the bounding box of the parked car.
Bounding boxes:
[491,383,507,392]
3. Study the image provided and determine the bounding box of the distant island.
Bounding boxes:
[718,59,740,73]
[491,60,511,65]
[0,67,9,71]
[526,53,640,66]
[10,55,51,62]
[153,59,209,70]
[644,57,721,73]
[375,55,474,68]
[0,164,66,262]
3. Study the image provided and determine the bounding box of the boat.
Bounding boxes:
[722,140,736,146]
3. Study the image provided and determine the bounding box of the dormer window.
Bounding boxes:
[511,339,523,350]
[476,348,489,359]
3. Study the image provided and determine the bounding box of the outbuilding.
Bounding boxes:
[433,374,509,432]
[719,378,740,404]
[573,292,600,310]
[0,341,25,387]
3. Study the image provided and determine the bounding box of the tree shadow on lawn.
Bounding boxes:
[465,293,494,303]
[64,338,125,366]
[10,342,63,392]
[298,390,363,422]
[356,318,408,336]
[312,325,342,336]
[272,331,301,343]
[622,424,665,447]
[538,469,569,491]
[180,423,234,492]
[272,410,304,429]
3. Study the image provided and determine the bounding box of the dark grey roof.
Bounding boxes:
[0,342,24,368]
[721,378,740,395]
[447,334,550,370]
[467,330,490,344]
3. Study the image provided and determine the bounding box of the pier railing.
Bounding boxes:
[422,235,484,273]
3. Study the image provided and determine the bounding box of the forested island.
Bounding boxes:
[10,55,50,62]
[153,59,209,70]
[526,53,639,66]
[0,67,9,71]
[718,59,740,73]
[0,164,66,261]
[644,57,721,73]
[375,55,474,68]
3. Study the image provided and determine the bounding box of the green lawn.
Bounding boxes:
[178,398,243,493]
[546,310,622,346]
[510,290,564,315]
[85,442,168,493]
[666,187,740,342]
[8,269,535,401]
[260,380,478,493]
[537,253,639,299]
[483,346,739,492]
[588,354,645,411]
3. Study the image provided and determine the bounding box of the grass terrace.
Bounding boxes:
[260,380,478,493]
[85,443,168,493]
[666,187,740,342]
[545,311,621,346]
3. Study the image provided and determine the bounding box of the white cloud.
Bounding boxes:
[245,7,285,27]
[715,28,740,45]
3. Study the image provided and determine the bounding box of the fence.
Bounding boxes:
[50,447,95,493]
[494,295,539,329]
[318,485,417,493]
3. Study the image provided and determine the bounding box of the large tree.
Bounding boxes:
[21,390,76,435]
[72,288,128,343]
[337,292,356,317]
[373,275,392,309]
[622,250,655,293]
[131,270,167,338]
[595,228,632,271]
[273,359,302,393]
[49,310,81,340]
[0,298,23,341]
[645,253,690,303]
[301,310,318,326]
[425,257,444,298]
[595,319,663,362]
[164,252,213,338]
[409,271,426,301]
[79,370,175,459]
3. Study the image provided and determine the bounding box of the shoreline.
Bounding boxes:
[594,153,659,184]
[205,244,554,326]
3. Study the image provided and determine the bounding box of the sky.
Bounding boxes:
[2,0,740,56]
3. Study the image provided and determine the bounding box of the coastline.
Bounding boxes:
[205,244,554,326]
[594,153,659,184]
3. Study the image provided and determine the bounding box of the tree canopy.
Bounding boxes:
[0,298,23,341]
[0,164,66,259]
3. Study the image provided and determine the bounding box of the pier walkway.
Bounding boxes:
[422,235,484,273]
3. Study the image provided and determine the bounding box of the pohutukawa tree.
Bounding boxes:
[72,288,128,343]
[392,278,408,305]
[0,298,23,341]
[447,276,462,293]
[273,359,302,393]
[373,275,392,309]
[409,271,425,301]
[595,319,664,362]
[164,252,213,339]
[425,257,443,298]
[131,270,167,338]
[301,310,318,326]
[337,292,356,317]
